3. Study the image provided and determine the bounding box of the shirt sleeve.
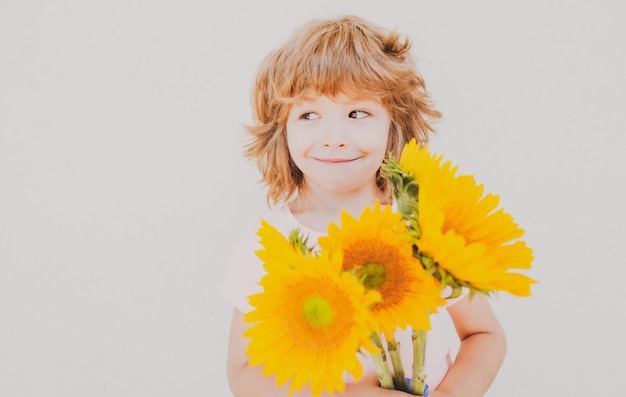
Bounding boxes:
[218,220,265,313]
[442,285,470,307]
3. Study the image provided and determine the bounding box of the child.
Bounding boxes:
[220,15,506,397]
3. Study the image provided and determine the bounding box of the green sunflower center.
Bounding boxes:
[360,262,387,289]
[302,295,334,329]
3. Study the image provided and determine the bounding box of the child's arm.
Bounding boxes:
[226,309,410,397]
[429,293,507,397]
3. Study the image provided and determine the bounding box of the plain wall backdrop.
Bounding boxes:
[1,0,624,396]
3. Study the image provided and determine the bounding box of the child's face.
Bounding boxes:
[286,93,391,195]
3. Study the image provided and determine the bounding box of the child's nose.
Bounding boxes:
[322,120,348,147]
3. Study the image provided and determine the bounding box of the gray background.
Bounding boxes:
[1,0,624,396]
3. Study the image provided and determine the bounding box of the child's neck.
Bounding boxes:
[289,186,391,233]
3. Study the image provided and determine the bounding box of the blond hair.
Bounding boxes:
[244,15,441,206]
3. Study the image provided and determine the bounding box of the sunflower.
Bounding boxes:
[244,221,381,397]
[395,139,536,296]
[254,218,305,274]
[318,201,445,338]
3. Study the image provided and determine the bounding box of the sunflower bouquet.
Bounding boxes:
[243,138,535,396]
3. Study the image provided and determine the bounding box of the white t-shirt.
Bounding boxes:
[220,202,465,390]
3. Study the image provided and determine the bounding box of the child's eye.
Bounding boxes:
[300,112,320,120]
[349,110,369,119]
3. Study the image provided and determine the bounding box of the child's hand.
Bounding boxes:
[426,392,451,397]
[345,373,420,396]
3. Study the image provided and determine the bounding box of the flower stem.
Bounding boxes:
[370,332,394,389]
[411,329,428,395]
[387,339,409,393]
